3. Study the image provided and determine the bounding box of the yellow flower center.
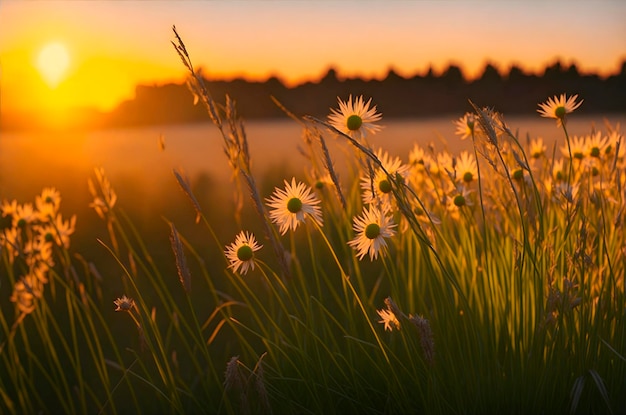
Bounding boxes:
[365,223,381,239]
[237,245,254,261]
[287,197,303,213]
[347,115,363,131]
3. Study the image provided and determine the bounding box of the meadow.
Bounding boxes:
[0,28,625,414]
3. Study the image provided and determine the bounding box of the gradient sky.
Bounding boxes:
[1,0,625,116]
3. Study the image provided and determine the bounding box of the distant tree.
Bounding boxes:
[319,67,340,84]
[441,64,465,84]
[543,60,564,79]
[478,62,502,83]
[384,68,405,83]
[507,64,527,82]
[565,63,580,79]
[424,66,436,80]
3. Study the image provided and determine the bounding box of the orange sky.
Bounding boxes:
[1,0,625,117]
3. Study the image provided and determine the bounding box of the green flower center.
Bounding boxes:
[556,171,564,181]
[315,181,324,189]
[44,232,55,243]
[365,223,381,239]
[287,197,303,213]
[512,169,524,181]
[17,218,27,228]
[45,196,54,204]
[378,179,392,193]
[574,151,584,160]
[555,106,566,118]
[347,115,363,131]
[590,147,600,158]
[236,245,254,261]
[463,172,474,183]
[591,166,600,177]
[453,195,466,207]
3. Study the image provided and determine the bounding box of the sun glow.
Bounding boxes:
[36,42,71,88]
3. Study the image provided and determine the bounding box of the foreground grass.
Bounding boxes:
[0,28,625,414]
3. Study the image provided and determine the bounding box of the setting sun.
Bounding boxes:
[36,42,70,88]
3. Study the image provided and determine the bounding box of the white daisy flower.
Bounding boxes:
[328,95,382,141]
[537,94,583,127]
[224,231,262,275]
[348,206,396,261]
[266,178,323,235]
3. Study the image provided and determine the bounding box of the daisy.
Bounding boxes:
[266,178,323,235]
[224,231,262,275]
[114,295,135,312]
[454,151,478,185]
[529,137,547,159]
[328,95,382,140]
[454,112,477,140]
[35,187,61,218]
[377,308,400,332]
[561,135,586,160]
[348,206,396,261]
[13,203,36,228]
[537,94,583,127]
[585,131,609,159]
[360,149,410,209]
[37,213,77,249]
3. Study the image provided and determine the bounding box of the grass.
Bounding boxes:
[0,27,624,414]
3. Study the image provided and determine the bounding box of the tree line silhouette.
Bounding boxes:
[3,59,625,131]
[105,59,625,128]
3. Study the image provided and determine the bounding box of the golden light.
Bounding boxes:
[36,42,71,88]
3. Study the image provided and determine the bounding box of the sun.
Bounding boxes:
[36,42,71,88]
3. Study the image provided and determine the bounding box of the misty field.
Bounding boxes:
[0,29,625,414]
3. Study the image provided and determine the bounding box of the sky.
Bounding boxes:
[1,0,625,118]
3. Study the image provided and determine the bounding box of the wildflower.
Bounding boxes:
[605,130,624,161]
[585,131,609,159]
[114,295,135,312]
[1,199,18,219]
[454,112,477,140]
[37,214,76,249]
[377,308,400,331]
[360,149,410,210]
[529,137,547,159]
[328,95,382,141]
[454,151,478,185]
[11,274,44,314]
[266,178,323,235]
[225,231,262,275]
[13,203,36,228]
[35,187,61,220]
[348,206,396,260]
[537,94,583,127]
[425,151,454,177]
[561,135,586,160]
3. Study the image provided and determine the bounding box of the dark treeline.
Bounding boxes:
[5,59,625,131]
[105,59,626,128]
